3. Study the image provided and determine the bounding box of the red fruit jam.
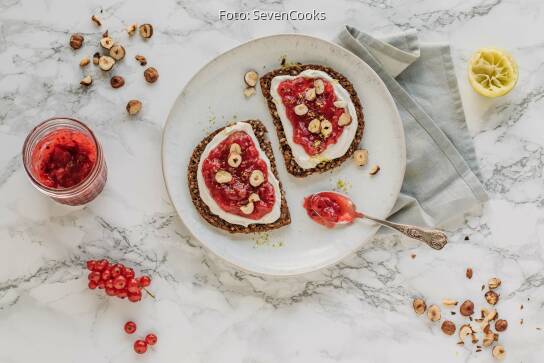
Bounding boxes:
[277,77,347,155]
[201,131,275,219]
[31,129,97,189]
[303,192,358,228]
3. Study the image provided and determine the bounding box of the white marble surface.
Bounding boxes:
[0,0,543,362]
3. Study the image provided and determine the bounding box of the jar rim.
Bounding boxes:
[22,116,104,196]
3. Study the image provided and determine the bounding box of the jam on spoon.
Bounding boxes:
[303,191,448,250]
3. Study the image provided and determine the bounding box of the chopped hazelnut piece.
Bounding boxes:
[333,100,346,108]
[249,170,264,187]
[369,165,380,175]
[98,55,115,71]
[243,87,256,98]
[442,299,458,307]
[482,331,495,347]
[79,56,90,67]
[488,277,501,289]
[92,52,100,65]
[215,170,232,184]
[338,112,352,126]
[308,119,321,133]
[492,345,505,360]
[353,149,368,166]
[227,153,242,168]
[458,324,473,342]
[229,143,241,154]
[294,103,308,116]
[240,201,254,215]
[441,320,456,335]
[135,54,147,66]
[110,76,125,89]
[139,23,153,39]
[127,23,137,35]
[80,75,92,86]
[495,319,508,332]
[91,15,101,26]
[427,304,441,322]
[109,44,125,61]
[100,37,114,50]
[69,34,84,49]
[412,298,426,315]
[314,79,325,94]
[305,88,316,101]
[126,100,142,115]
[248,193,260,203]
[244,70,258,87]
[460,300,474,316]
[321,119,333,138]
[144,67,159,83]
[485,290,499,305]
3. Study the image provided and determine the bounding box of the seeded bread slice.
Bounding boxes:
[260,64,365,177]
[187,120,291,234]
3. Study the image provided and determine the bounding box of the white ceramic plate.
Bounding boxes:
[162,34,405,276]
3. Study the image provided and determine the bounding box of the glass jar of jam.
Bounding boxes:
[22,117,107,206]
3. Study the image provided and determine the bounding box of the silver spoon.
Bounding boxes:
[308,191,448,250]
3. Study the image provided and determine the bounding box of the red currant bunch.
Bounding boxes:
[86,259,152,302]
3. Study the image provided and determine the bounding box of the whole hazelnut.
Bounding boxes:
[466,267,473,279]
[495,319,508,332]
[460,300,474,316]
[69,34,84,49]
[441,320,456,335]
[139,23,153,39]
[144,67,159,83]
[110,76,125,89]
[427,304,441,322]
[126,100,142,115]
[485,290,499,305]
[412,298,426,315]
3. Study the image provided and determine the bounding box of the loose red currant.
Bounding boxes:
[86,260,96,271]
[101,269,111,281]
[124,321,137,334]
[105,287,117,296]
[127,278,140,293]
[123,267,135,280]
[88,271,101,283]
[111,264,123,278]
[133,339,147,354]
[113,275,127,290]
[88,280,98,289]
[139,276,151,288]
[145,333,157,346]
[95,259,109,271]
[128,290,142,302]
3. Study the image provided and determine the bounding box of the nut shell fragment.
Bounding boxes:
[139,23,153,39]
[91,15,102,26]
[126,100,142,115]
[427,304,441,322]
[135,54,147,66]
[127,23,137,35]
[244,70,258,87]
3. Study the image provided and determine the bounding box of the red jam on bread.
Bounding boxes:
[31,129,97,189]
[201,131,275,219]
[276,77,350,155]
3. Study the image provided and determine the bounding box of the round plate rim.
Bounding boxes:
[161,33,406,276]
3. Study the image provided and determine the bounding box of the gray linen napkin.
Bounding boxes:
[337,26,488,228]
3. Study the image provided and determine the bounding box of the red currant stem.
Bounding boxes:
[143,287,155,299]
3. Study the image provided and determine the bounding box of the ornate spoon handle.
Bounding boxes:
[363,215,448,250]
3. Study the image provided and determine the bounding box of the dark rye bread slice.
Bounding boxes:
[260,64,365,177]
[188,120,291,234]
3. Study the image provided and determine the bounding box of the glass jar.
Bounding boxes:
[22,117,107,206]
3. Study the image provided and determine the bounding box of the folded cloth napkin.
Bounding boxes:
[337,26,488,228]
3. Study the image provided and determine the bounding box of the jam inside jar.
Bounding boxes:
[23,117,107,206]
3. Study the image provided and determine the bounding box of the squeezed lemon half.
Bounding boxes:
[468,48,518,98]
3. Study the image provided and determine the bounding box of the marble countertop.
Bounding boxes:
[1,0,543,362]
